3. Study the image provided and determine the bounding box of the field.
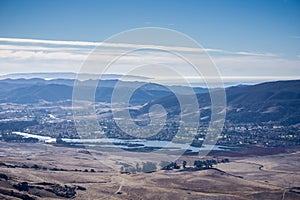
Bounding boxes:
[0,142,299,200]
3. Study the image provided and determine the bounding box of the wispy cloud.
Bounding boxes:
[0,37,277,57]
[0,37,99,47]
[234,51,277,57]
[0,37,298,83]
[0,44,84,52]
[0,49,87,61]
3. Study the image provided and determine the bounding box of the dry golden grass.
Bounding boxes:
[0,142,299,199]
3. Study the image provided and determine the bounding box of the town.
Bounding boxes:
[0,101,299,149]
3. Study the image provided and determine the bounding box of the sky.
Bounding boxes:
[0,0,299,85]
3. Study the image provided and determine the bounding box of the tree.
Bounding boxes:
[182,161,187,169]
[31,164,40,169]
[56,134,64,144]
[211,159,217,165]
[194,160,203,169]
[0,173,8,181]
[136,163,141,172]
[14,182,29,191]
[142,162,157,173]
[160,161,171,170]
[173,162,180,169]
[206,160,213,168]
[202,160,211,168]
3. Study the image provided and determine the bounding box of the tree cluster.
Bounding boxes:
[120,162,157,174]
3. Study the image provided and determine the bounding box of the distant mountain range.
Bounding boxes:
[0,72,151,81]
[0,75,299,125]
[0,78,207,104]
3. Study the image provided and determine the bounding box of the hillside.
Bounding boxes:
[0,78,298,125]
[142,80,300,125]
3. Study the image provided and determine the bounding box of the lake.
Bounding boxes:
[12,131,232,153]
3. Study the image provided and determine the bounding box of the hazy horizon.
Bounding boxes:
[1,71,299,88]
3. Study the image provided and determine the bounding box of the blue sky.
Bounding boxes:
[0,0,299,84]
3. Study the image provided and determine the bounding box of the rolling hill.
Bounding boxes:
[0,77,298,125]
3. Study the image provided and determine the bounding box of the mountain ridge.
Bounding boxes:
[0,78,298,125]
